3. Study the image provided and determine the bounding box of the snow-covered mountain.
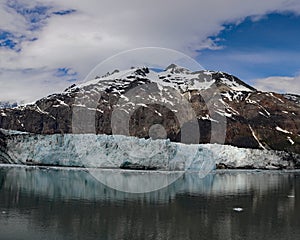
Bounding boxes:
[0,64,299,156]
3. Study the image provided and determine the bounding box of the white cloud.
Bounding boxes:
[0,1,26,33]
[1,0,300,102]
[253,76,300,95]
[0,68,74,103]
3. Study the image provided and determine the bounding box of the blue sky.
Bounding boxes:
[1,0,300,102]
[199,13,300,81]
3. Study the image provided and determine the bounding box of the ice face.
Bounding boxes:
[2,132,299,170]
[4,133,199,170]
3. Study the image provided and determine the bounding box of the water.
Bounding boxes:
[0,166,299,240]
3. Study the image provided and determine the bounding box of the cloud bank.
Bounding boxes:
[1,0,300,102]
[253,76,300,95]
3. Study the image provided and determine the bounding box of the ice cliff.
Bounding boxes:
[1,130,299,170]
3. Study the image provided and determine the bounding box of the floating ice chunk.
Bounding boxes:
[233,207,243,212]
[287,195,295,198]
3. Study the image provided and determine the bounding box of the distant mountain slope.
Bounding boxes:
[0,65,299,154]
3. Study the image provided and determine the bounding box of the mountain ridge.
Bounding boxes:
[0,65,299,155]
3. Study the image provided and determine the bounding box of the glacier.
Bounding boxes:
[1,130,299,170]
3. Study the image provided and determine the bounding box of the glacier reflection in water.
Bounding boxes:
[0,166,299,240]
[1,166,296,201]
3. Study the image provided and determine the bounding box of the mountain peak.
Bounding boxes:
[133,66,150,76]
[76,65,256,95]
[165,64,191,74]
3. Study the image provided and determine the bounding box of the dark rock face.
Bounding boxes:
[0,131,10,163]
[0,66,299,155]
[120,161,157,170]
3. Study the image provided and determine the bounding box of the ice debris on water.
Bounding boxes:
[233,207,243,212]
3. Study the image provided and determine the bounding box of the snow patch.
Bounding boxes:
[249,125,265,149]
[57,99,69,107]
[154,110,162,116]
[219,78,253,92]
[201,114,219,123]
[276,126,293,134]
[287,137,295,145]
[269,93,284,103]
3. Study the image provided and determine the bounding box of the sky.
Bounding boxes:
[1,0,300,102]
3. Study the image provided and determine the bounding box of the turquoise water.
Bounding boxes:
[0,166,299,240]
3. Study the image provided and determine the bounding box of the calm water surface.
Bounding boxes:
[0,166,299,240]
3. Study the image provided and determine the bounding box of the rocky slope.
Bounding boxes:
[0,64,299,155]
